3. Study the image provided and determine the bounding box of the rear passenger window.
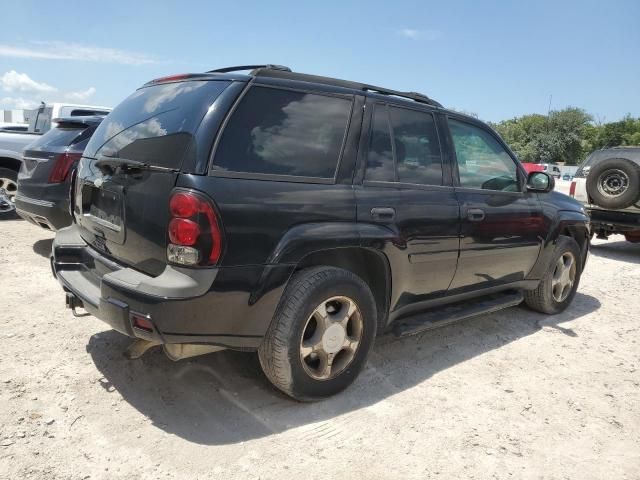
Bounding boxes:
[390,106,442,185]
[366,104,395,182]
[365,104,443,185]
[213,87,353,178]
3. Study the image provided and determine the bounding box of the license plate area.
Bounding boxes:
[79,182,126,247]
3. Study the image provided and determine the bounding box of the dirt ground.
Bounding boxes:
[1,218,639,480]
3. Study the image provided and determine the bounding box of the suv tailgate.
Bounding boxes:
[73,80,231,276]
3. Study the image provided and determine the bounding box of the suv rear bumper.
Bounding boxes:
[15,192,71,231]
[52,226,294,350]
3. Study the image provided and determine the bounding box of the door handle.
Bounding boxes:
[371,207,396,222]
[467,208,486,222]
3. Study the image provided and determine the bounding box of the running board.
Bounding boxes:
[392,291,524,337]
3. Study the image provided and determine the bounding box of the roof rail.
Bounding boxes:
[206,65,442,108]
[207,64,291,74]
[362,85,442,108]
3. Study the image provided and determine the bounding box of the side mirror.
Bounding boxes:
[527,171,555,193]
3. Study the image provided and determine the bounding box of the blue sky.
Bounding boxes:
[1,0,638,122]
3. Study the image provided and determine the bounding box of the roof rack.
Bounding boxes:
[207,64,292,74]
[361,85,441,107]
[206,65,442,108]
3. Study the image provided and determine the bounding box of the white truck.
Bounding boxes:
[570,147,640,243]
[0,102,111,216]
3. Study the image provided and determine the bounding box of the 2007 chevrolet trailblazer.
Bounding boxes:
[52,65,590,401]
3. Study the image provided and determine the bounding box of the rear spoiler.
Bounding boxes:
[53,115,107,128]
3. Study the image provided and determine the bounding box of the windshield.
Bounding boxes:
[83,80,230,169]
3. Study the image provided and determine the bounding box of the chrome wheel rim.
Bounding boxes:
[551,252,576,302]
[0,177,17,213]
[597,169,629,198]
[300,296,363,381]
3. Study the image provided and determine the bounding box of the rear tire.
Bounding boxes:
[258,266,377,401]
[524,236,582,314]
[0,167,18,219]
[586,158,640,209]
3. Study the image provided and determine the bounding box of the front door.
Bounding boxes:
[356,102,460,316]
[445,116,544,292]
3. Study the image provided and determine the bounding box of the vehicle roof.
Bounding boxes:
[144,65,485,117]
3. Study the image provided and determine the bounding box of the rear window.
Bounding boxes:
[27,126,89,150]
[213,86,353,178]
[83,80,230,168]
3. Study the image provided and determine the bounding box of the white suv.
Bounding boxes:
[571,147,640,242]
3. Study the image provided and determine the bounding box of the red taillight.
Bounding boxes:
[48,152,82,183]
[170,192,200,218]
[569,181,577,197]
[167,190,223,266]
[168,218,200,246]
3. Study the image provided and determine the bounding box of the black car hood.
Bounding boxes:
[541,190,585,213]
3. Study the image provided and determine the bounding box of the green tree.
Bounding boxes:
[491,108,640,165]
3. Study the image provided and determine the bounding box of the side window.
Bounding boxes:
[365,104,443,185]
[365,104,395,181]
[449,118,519,191]
[389,106,442,185]
[213,86,353,178]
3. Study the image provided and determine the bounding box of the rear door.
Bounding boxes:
[356,101,460,314]
[74,80,232,275]
[445,116,544,291]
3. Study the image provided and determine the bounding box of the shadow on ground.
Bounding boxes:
[33,238,53,258]
[590,240,640,264]
[87,292,600,446]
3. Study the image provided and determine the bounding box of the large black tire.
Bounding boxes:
[586,158,640,209]
[258,266,377,401]
[0,167,18,219]
[524,236,582,314]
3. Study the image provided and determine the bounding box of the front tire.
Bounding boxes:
[524,236,582,314]
[258,266,377,401]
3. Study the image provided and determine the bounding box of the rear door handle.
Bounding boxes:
[371,207,396,222]
[467,208,486,222]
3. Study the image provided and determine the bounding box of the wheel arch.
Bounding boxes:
[292,247,392,332]
[529,212,590,280]
[0,155,22,173]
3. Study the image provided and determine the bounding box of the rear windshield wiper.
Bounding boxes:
[94,157,178,174]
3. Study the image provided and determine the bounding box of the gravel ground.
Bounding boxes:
[1,218,639,480]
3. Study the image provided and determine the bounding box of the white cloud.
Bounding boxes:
[0,70,56,93]
[63,87,96,102]
[0,96,39,109]
[398,28,441,41]
[0,71,99,110]
[0,41,158,65]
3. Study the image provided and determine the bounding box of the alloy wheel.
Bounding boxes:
[0,176,17,213]
[299,296,363,381]
[551,252,576,302]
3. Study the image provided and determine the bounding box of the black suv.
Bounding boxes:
[16,116,104,230]
[52,65,590,401]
